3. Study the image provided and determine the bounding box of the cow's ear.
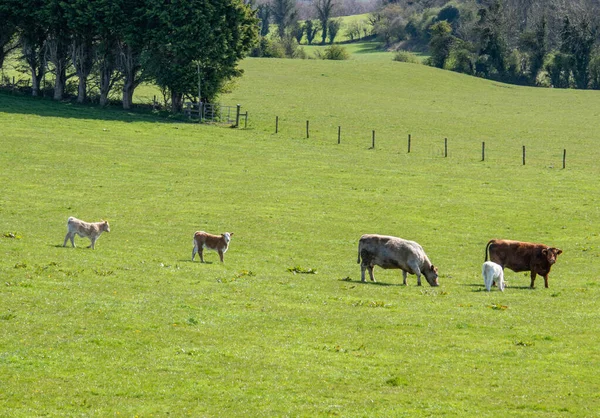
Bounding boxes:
[556,249,563,255]
[541,248,548,255]
[230,232,234,236]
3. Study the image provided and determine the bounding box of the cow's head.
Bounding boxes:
[222,232,233,243]
[101,220,110,233]
[424,265,439,287]
[542,247,562,265]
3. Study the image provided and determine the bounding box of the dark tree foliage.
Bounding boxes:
[475,0,507,78]
[2,0,258,111]
[519,16,547,84]
[144,0,258,112]
[428,20,454,68]
[304,20,318,45]
[560,15,597,89]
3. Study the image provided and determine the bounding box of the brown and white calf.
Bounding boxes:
[192,231,233,263]
[63,217,110,249]
[485,239,563,288]
[357,234,439,286]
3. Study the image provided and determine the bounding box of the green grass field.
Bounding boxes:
[1,57,599,416]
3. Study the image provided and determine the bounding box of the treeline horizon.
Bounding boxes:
[0,0,257,112]
[373,0,600,88]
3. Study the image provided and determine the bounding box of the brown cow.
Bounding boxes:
[192,231,233,263]
[485,239,562,288]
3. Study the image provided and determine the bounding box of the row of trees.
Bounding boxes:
[0,0,258,111]
[256,0,365,46]
[372,0,600,89]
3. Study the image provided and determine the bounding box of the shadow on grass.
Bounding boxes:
[352,42,386,55]
[340,278,402,287]
[0,91,177,124]
[461,283,533,291]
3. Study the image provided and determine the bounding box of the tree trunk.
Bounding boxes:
[77,77,86,103]
[171,90,183,113]
[30,68,40,97]
[54,69,65,100]
[122,79,134,109]
[99,64,113,107]
[118,43,140,110]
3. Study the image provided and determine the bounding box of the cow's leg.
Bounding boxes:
[199,248,205,263]
[192,244,197,261]
[88,236,96,249]
[367,265,375,282]
[63,233,71,247]
[543,274,549,288]
[530,271,537,288]
[498,272,505,291]
[218,249,224,262]
[360,263,367,282]
[68,233,76,247]
[402,270,408,286]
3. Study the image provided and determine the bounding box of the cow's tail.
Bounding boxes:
[357,240,362,264]
[484,240,493,262]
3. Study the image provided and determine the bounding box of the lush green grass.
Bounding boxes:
[1,57,599,417]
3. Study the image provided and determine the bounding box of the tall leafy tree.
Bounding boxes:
[16,0,47,96]
[519,16,547,85]
[561,15,597,89]
[475,0,507,78]
[44,0,72,100]
[271,0,296,39]
[90,0,123,107]
[0,0,19,70]
[256,3,271,37]
[144,0,258,112]
[116,0,148,110]
[65,0,97,103]
[429,20,454,68]
[314,0,336,44]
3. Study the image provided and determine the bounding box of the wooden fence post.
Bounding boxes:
[275,116,279,134]
[372,130,375,148]
[244,111,248,129]
[563,149,566,169]
[338,126,341,144]
[444,137,448,157]
[408,134,411,153]
[306,120,309,139]
[522,145,526,165]
[482,142,485,161]
[235,104,241,128]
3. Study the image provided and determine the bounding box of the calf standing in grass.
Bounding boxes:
[192,231,233,263]
[482,261,505,291]
[63,217,110,249]
[357,234,439,286]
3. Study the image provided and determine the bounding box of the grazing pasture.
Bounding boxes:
[1,58,599,416]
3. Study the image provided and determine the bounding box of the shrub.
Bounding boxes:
[393,50,421,64]
[314,45,350,60]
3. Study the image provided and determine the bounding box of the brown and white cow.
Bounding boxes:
[192,231,233,263]
[357,234,439,286]
[63,216,110,249]
[485,239,562,288]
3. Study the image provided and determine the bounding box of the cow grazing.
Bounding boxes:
[482,261,505,292]
[485,239,562,288]
[192,231,233,263]
[357,234,439,286]
[63,217,110,249]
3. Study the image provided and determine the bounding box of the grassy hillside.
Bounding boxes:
[1,58,599,416]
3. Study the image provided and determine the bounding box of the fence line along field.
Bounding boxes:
[1,57,599,416]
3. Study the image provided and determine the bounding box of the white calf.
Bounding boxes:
[63,217,110,249]
[482,261,505,291]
